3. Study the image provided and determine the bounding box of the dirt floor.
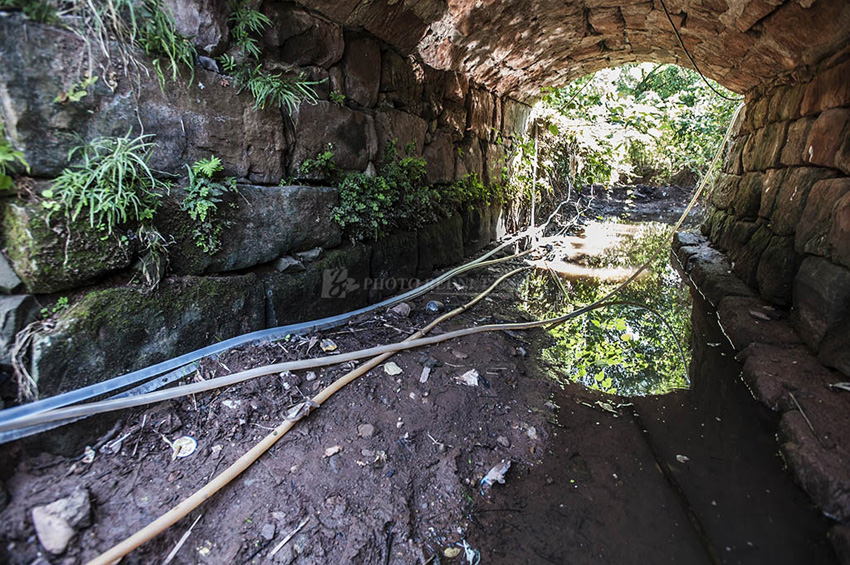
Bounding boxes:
[0,185,839,564]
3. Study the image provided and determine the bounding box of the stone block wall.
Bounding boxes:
[0,6,525,402]
[704,57,850,376]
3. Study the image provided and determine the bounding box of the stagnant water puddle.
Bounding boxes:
[519,219,692,396]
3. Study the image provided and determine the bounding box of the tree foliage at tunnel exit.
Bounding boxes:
[521,64,738,196]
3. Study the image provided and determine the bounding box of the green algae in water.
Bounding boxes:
[520,220,692,396]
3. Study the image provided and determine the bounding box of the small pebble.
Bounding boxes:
[305,371,317,382]
[357,424,375,439]
[496,436,511,448]
[261,523,275,541]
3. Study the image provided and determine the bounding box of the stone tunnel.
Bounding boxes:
[1,0,850,560]
[175,0,850,377]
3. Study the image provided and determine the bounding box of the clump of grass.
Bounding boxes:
[219,55,322,112]
[137,0,196,90]
[47,132,168,234]
[229,0,271,60]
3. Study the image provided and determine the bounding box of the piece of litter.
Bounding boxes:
[419,366,431,384]
[828,382,850,393]
[425,300,444,314]
[526,426,538,440]
[305,371,317,382]
[444,546,462,558]
[676,454,690,464]
[459,539,481,565]
[452,350,469,359]
[284,399,319,422]
[222,399,242,410]
[168,436,198,460]
[749,310,771,321]
[455,369,479,387]
[81,445,96,464]
[320,338,338,352]
[100,433,131,455]
[269,517,310,558]
[324,445,341,457]
[384,362,403,376]
[389,303,411,317]
[481,460,511,490]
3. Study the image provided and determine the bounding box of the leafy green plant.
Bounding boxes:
[300,144,338,180]
[136,0,196,91]
[40,296,69,319]
[228,0,271,60]
[180,155,238,254]
[331,142,435,241]
[219,55,322,112]
[329,91,346,105]
[0,0,58,23]
[48,132,168,234]
[54,76,99,104]
[0,124,30,191]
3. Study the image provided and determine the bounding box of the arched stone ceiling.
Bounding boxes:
[296,0,850,100]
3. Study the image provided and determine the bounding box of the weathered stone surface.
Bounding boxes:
[758,168,786,219]
[3,202,135,294]
[742,121,788,172]
[780,117,814,167]
[779,410,850,522]
[369,231,418,301]
[709,173,740,211]
[796,178,850,257]
[291,101,377,172]
[731,172,762,218]
[468,89,494,140]
[827,192,850,270]
[802,108,850,170]
[792,256,850,352]
[770,167,838,237]
[139,75,289,185]
[829,525,850,565]
[0,253,23,294]
[31,275,265,397]
[423,132,455,185]
[158,185,341,275]
[374,109,429,161]
[820,322,850,377]
[262,2,344,68]
[722,134,746,176]
[716,295,802,351]
[455,138,483,181]
[719,0,779,33]
[342,36,381,108]
[769,83,805,122]
[380,49,425,113]
[0,294,37,366]
[31,487,91,555]
[461,203,492,255]
[164,0,229,56]
[417,214,463,278]
[755,234,800,306]
[263,245,371,326]
[837,131,850,177]
[0,17,135,177]
[738,343,832,413]
[502,98,531,139]
[800,59,850,116]
[729,224,771,288]
[0,16,287,182]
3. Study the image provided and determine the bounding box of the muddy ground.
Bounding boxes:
[0,185,838,564]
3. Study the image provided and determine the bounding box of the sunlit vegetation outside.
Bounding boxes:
[517,64,736,396]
